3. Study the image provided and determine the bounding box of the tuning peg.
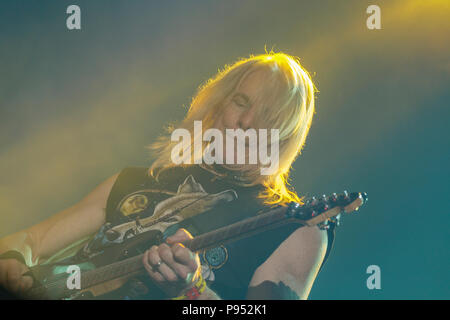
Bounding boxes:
[330,193,338,202]
[337,190,351,206]
[286,202,300,218]
[319,195,329,210]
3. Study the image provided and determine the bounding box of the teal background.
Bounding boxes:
[0,0,448,299]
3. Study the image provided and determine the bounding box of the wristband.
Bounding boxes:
[171,274,206,300]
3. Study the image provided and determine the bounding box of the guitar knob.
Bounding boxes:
[105,229,121,241]
[287,202,300,217]
[321,195,329,211]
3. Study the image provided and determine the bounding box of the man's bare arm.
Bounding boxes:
[246,225,328,300]
[0,173,119,265]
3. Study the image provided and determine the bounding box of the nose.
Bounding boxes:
[238,108,255,130]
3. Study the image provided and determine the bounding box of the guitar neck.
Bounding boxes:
[28,191,365,299]
[29,204,296,299]
[184,205,296,251]
[89,205,295,285]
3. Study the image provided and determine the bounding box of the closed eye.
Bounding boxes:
[233,99,248,108]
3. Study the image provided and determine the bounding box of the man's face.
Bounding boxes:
[215,70,267,132]
[213,70,272,167]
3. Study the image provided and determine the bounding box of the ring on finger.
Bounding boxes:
[152,260,163,272]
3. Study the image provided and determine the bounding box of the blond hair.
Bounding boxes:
[148,52,316,206]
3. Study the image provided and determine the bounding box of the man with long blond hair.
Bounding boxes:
[0,52,333,300]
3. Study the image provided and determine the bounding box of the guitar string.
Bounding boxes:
[30,206,285,296]
[32,204,296,296]
[29,194,235,295]
[31,194,345,297]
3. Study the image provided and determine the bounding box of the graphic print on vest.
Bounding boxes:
[108,175,237,281]
[119,193,150,216]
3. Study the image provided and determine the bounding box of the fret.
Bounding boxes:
[185,207,289,253]
[109,265,119,278]
[236,218,246,236]
[220,225,233,243]
[95,269,107,284]
[128,255,143,273]
[81,272,91,288]
[246,215,260,232]
[193,235,206,251]
[186,238,198,252]
[184,238,194,251]
[210,228,224,247]
[122,262,130,275]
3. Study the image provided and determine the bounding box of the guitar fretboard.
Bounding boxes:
[27,191,364,299]
[185,206,291,251]
[28,205,299,299]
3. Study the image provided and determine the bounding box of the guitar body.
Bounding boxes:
[28,230,164,300]
[70,271,148,300]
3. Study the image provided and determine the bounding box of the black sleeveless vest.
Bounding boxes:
[104,165,335,299]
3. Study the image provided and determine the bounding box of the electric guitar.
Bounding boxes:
[23,191,368,300]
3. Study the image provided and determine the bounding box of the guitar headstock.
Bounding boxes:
[286,191,368,229]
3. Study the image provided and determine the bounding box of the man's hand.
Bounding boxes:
[142,228,201,297]
[0,258,33,296]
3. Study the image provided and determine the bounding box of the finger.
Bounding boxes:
[20,276,33,292]
[158,243,175,266]
[0,261,13,292]
[157,261,180,283]
[153,245,178,282]
[147,245,163,267]
[142,248,164,282]
[172,243,199,272]
[143,249,165,282]
[5,267,22,293]
[158,244,191,281]
[166,228,193,244]
[18,264,33,290]
[19,263,30,276]
[0,262,7,287]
